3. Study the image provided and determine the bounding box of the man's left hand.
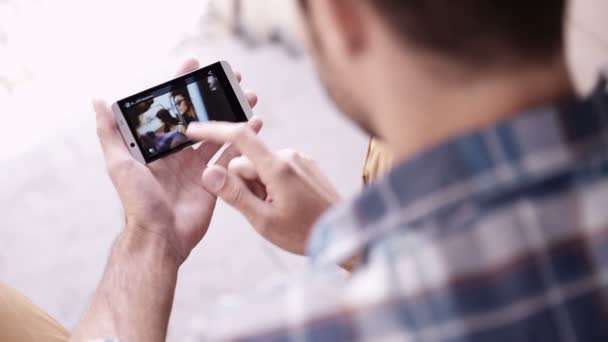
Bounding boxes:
[94,58,261,264]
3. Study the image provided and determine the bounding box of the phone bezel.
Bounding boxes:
[111,61,253,164]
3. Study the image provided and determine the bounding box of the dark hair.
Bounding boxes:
[171,89,190,101]
[156,109,180,132]
[300,0,566,67]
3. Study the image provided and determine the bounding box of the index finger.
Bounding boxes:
[187,121,277,179]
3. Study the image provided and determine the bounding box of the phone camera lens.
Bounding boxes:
[130,143,136,148]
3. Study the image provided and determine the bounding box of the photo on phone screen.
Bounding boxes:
[115,62,250,163]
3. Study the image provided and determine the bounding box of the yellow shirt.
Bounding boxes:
[362,138,394,186]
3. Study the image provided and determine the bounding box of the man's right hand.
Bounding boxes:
[187,123,340,255]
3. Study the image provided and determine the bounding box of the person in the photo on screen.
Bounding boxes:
[156,109,186,134]
[171,89,198,126]
[153,109,188,154]
[206,73,220,91]
[202,73,238,122]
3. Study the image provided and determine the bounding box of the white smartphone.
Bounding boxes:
[112,61,253,164]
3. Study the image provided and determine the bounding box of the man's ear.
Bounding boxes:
[309,0,368,56]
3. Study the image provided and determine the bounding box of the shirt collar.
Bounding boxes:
[308,68,608,266]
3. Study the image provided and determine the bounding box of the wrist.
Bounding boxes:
[115,225,183,271]
[70,227,180,342]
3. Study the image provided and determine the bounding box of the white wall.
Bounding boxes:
[209,0,299,39]
[568,0,608,92]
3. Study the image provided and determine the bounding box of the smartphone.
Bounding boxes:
[112,61,252,164]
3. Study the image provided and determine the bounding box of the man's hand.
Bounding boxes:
[95,58,261,263]
[71,59,262,342]
[187,123,340,255]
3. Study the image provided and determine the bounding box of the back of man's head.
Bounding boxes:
[297,0,570,149]
[368,0,565,67]
[299,0,566,68]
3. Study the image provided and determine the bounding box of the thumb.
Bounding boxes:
[202,166,267,224]
[93,99,131,165]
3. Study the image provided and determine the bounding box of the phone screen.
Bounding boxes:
[117,62,248,163]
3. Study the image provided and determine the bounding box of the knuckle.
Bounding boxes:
[300,153,314,163]
[281,149,300,162]
[272,160,295,177]
[227,157,241,171]
[228,157,252,176]
[96,122,107,140]
[232,124,251,141]
[107,157,135,174]
[225,182,244,204]
[96,118,117,140]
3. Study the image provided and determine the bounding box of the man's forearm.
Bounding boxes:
[70,228,181,342]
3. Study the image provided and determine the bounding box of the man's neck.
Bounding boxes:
[375,57,576,162]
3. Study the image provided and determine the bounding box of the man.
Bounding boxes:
[71,1,608,342]
[171,89,198,126]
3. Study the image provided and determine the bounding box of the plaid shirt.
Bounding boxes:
[101,69,608,342]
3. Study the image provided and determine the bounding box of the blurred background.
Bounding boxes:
[0,0,606,341]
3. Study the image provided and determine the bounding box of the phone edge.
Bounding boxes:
[111,102,147,164]
[221,60,254,120]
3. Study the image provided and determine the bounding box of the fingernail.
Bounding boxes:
[203,168,226,193]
